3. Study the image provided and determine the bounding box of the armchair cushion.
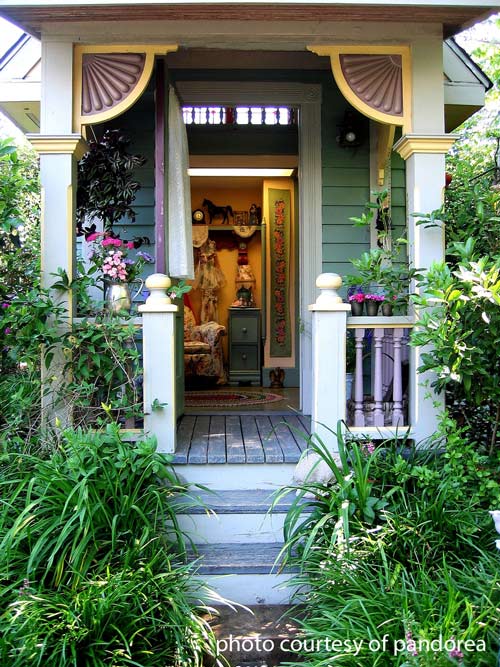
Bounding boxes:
[183,307,226,382]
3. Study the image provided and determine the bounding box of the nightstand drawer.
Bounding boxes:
[231,316,259,343]
[231,345,259,371]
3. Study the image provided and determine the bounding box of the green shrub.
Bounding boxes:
[279,422,500,667]
[0,426,220,666]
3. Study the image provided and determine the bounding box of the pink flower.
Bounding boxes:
[1,302,9,309]
[348,293,365,303]
[86,232,101,242]
[365,293,384,302]
[126,241,135,249]
[102,237,116,246]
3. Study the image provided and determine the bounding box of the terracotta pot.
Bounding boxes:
[366,300,380,316]
[350,301,364,316]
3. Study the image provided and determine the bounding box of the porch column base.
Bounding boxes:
[139,274,178,454]
[309,273,351,451]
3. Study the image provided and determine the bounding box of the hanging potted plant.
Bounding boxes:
[76,129,146,235]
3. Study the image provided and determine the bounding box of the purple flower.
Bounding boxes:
[1,302,9,309]
[4,327,12,335]
[365,293,384,302]
[449,648,464,659]
[123,258,135,266]
[137,251,155,263]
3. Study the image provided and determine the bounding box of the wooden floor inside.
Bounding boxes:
[173,413,311,464]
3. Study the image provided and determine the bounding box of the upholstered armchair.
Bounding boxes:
[183,307,226,383]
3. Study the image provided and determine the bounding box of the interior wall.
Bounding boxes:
[190,182,263,358]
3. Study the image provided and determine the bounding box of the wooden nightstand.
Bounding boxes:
[228,308,261,385]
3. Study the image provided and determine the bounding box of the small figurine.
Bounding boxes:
[269,367,285,388]
[202,198,234,224]
[249,203,262,225]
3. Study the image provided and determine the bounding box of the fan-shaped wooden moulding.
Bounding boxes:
[340,54,403,117]
[81,53,146,117]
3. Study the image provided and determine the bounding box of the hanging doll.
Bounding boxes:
[194,238,226,323]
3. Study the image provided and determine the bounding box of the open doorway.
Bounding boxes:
[181,104,300,413]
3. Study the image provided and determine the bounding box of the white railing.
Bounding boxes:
[309,273,438,449]
[346,317,414,431]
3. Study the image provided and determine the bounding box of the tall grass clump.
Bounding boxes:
[277,421,500,667]
[0,425,221,667]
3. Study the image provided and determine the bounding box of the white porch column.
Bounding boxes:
[27,41,87,425]
[394,135,456,444]
[139,274,178,454]
[309,273,351,450]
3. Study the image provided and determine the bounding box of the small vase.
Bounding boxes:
[350,301,364,316]
[382,303,393,316]
[366,301,380,316]
[105,281,132,314]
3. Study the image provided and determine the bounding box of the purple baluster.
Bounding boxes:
[354,328,365,426]
[392,329,404,425]
[373,328,384,426]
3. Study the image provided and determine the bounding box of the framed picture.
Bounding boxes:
[233,210,249,226]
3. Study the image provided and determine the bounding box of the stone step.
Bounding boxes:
[176,489,309,544]
[191,542,295,575]
[206,605,303,666]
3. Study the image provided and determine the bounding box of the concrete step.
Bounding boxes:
[177,489,308,544]
[207,605,303,666]
[192,542,294,575]
[174,462,298,490]
[191,542,299,605]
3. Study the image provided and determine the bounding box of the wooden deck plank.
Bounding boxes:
[269,415,302,463]
[225,415,246,463]
[188,415,210,464]
[174,415,196,464]
[255,416,284,463]
[207,415,226,464]
[298,414,312,435]
[240,416,265,463]
[281,415,309,452]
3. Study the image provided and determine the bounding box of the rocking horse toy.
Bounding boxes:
[202,198,234,224]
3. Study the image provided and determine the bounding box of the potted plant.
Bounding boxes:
[365,293,384,316]
[348,290,365,316]
[76,129,146,236]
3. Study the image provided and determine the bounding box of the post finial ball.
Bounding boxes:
[316,273,342,291]
[145,273,171,291]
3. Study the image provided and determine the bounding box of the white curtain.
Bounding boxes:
[168,86,194,279]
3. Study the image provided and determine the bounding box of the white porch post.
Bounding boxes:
[139,274,177,454]
[28,41,87,426]
[309,273,351,450]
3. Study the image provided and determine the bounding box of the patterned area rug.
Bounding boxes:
[185,390,285,408]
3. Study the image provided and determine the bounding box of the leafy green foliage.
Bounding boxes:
[412,239,500,451]
[0,426,220,666]
[279,421,500,666]
[76,129,146,234]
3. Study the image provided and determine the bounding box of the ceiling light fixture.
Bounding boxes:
[187,168,295,177]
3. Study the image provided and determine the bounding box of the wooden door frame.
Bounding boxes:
[177,80,322,414]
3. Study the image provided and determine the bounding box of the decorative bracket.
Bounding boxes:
[308,45,412,133]
[73,44,178,131]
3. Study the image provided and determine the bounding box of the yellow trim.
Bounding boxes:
[377,123,396,186]
[73,44,178,131]
[393,134,458,161]
[308,44,412,133]
[28,135,88,159]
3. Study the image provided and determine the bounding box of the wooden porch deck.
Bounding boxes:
[173,414,311,465]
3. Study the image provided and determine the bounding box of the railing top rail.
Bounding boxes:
[72,316,143,327]
[347,315,415,329]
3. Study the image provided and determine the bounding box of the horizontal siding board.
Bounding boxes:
[323,243,368,263]
[391,188,406,208]
[323,186,370,207]
[391,170,405,188]
[322,167,370,187]
[322,224,370,244]
[322,205,366,226]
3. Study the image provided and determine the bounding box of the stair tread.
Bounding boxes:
[190,542,297,574]
[176,489,310,515]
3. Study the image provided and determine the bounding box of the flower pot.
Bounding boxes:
[366,301,380,316]
[382,303,393,316]
[350,301,364,316]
